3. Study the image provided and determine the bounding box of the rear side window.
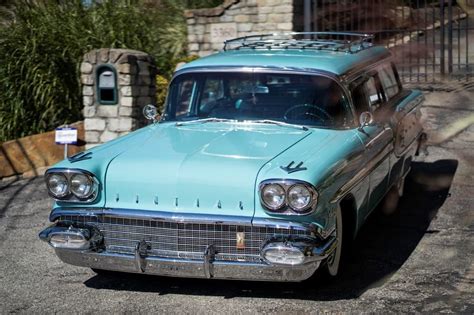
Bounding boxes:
[365,76,384,111]
[378,64,400,99]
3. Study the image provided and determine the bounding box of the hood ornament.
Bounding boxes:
[281,161,307,174]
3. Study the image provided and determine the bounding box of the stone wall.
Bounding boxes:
[185,0,294,57]
[81,49,157,149]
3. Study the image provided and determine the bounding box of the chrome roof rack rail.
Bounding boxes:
[223,32,374,54]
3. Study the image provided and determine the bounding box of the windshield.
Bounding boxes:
[162,72,352,128]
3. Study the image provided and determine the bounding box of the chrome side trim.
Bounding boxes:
[49,208,323,235]
[365,127,393,149]
[330,142,393,203]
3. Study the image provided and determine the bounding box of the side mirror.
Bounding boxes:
[143,104,159,123]
[358,111,373,129]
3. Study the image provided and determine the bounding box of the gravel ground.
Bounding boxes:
[0,91,473,313]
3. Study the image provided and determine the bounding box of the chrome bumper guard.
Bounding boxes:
[40,209,336,282]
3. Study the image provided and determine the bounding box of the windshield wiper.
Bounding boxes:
[175,117,234,126]
[250,119,309,131]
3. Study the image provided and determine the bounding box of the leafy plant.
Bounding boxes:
[0,0,222,142]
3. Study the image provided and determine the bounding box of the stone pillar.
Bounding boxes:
[185,0,294,57]
[80,49,157,149]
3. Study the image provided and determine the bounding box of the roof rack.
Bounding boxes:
[223,32,374,54]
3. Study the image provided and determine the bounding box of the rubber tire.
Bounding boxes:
[326,205,343,276]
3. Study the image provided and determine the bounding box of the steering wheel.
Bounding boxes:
[283,104,333,122]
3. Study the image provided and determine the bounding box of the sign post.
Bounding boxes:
[55,126,78,159]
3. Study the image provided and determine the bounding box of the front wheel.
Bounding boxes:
[326,205,343,276]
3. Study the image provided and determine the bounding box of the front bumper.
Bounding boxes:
[54,248,322,282]
[40,208,336,282]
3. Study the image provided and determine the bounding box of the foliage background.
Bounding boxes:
[0,0,222,142]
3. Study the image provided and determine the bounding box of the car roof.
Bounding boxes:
[178,46,391,77]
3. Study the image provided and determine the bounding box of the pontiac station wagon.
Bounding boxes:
[40,32,424,281]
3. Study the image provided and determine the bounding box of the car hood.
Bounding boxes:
[104,122,313,216]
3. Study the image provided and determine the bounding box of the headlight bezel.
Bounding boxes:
[259,179,318,215]
[45,168,99,203]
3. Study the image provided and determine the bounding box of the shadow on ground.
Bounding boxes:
[0,177,36,217]
[84,159,458,300]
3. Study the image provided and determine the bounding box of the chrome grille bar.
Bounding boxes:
[58,215,313,263]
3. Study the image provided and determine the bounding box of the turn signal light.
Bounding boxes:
[261,243,305,265]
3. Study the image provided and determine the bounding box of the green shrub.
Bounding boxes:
[0,0,222,142]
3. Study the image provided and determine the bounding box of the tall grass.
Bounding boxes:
[0,0,221,142]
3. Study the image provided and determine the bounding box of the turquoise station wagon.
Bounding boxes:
[40,33,424,281]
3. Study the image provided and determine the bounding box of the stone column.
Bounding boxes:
[80,49,157,149]
[185,0,294,57]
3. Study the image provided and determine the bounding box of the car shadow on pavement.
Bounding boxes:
[84,159,458,301]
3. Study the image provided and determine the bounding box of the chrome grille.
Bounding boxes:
[58,215,313,263]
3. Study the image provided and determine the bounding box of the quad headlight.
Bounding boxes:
[46,173,69,198]
[45,169,98,202]
[261,184,286,210]
[259,180,318,215]
[70,173,95,199]
[287,184,312,212]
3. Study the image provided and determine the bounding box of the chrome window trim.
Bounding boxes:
[45,168,100,203]
[259,179,318,215]
[365,127,393,149]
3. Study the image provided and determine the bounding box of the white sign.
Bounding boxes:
[55,127,78,145]
[210,23,237,44]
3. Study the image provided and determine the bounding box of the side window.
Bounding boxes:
[378,64,400,99]
[365,76,384,112]
[351,83,369,118]
[175,79,196,117]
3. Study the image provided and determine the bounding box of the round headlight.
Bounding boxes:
[287,184,313,211]
[70,173,94,199]
[46,173,69,198]
[261,184,286,210]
